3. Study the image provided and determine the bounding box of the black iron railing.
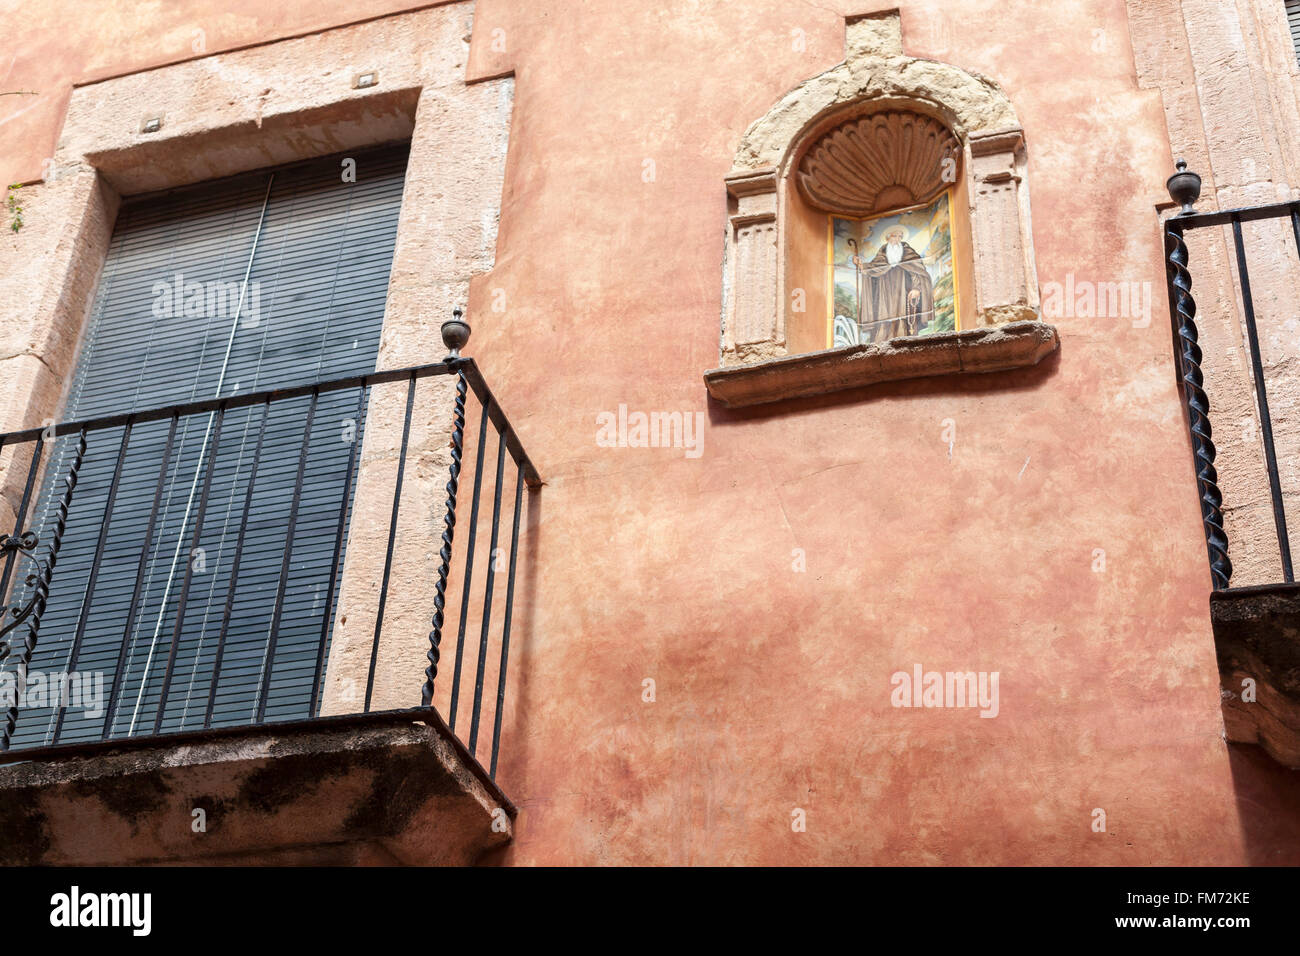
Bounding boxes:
[1164,161,1297,591]
[0,317,538,780]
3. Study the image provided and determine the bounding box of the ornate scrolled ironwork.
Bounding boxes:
[1166,226,1232,590]
[0,531,42,646]
[1,429,86,751]
[424,368,467,706]
[0,531,38,556]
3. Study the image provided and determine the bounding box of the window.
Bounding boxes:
[6,144,409,748]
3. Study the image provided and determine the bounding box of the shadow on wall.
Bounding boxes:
[1228,743,1300,865]
[474,490,542,867]
[500,490,544,780]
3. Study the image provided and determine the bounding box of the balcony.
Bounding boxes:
[1165,163,1300,767]
[0,320,539,864]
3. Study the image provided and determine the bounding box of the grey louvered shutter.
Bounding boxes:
[1289,0,1300,66]
[7,144,408,749]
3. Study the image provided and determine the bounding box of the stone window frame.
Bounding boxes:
[704,11,1057,408]
[0,4,513,717]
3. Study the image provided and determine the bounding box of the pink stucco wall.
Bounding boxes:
[4,0,1299,864]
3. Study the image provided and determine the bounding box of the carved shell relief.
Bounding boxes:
[795,109,961,217]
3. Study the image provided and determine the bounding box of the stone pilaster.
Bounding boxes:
[968,128,1038,326]
[721,169,782,365]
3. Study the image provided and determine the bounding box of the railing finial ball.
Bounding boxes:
[441,309,471,360]
[1167,159,1202,216]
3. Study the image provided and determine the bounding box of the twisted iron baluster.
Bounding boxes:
[1,429,86,751]
[423,368,466,706]
[1166,226,1232,590]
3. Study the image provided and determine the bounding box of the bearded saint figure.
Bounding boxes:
[851,226,935,342]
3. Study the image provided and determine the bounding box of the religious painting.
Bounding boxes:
[828,189,959,347]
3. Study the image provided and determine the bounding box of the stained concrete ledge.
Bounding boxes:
[0,710,513,866]
[703,320,1059,407]
[1212,583,1300,768]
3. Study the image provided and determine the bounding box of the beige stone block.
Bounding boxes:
[57,5,480,194]
[0,169,117,422]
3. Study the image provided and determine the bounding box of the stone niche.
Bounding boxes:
[705,10,1057,407]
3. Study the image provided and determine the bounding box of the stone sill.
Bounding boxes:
[704,320,1059,408]
[0,709,512,865]
[1211,583,1300,768]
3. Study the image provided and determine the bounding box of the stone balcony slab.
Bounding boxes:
[704,320,1059,408]
[1212,583,1300,768]
[0,709,512,866]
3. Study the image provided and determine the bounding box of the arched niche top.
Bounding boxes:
[706,9,1054,405]
[795,107,961,217]
[732,14,1020,174]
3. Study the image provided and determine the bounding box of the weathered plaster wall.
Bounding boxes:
[3,0,1300,866]
[461,0,1300,864]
